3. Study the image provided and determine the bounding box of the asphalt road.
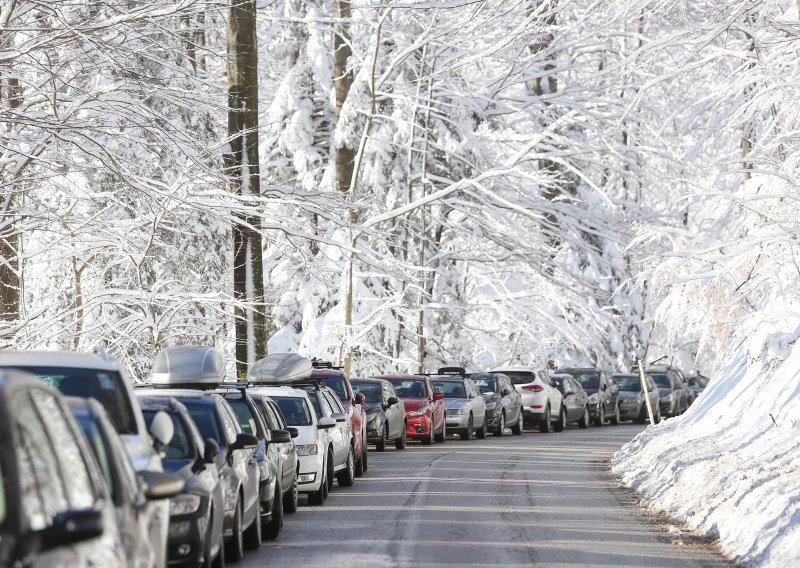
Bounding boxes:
[241,423,732,568]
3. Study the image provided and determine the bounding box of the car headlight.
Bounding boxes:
[663,394,673,401]
[408,408,427,417]
[632,397,642,404]
[588,393,599,404]
[170,494,201,516]
[295,444,318,456]
[485,402,497,412]
[450,408,465,415]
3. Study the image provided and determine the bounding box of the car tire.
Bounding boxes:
[263,481,283,540]
[422,425,433,445]
[336,445,356,487]
[243,497,261,550]
[594,405,605,427]
[493,412,505,437]
[361,439,369,471]
[610,404,621,425]
[654,408,661,423]
[578,406,590,428]
[553,406,566,432]
[376,426,387,452]
[212,531,225,568]
[395,427,407,450]
[225,497,244,562]
[539,406,552,433]
[511,416,522,435]
[476,416,487,439]
[326,450,335,491]
[634,406,647,424]
[354,440,364,477]
[434,421,446,443]
[460,415,473,440]
[308,461,326,506]
[283,474,298,514]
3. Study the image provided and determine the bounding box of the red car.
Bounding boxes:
[311,361,368,475]
[379,375,446,444]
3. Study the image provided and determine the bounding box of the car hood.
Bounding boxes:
[400,397,428,412]
[292,425,320,446]
[582,387,598,395]
[364,402,383,414]
[659,388,673,397]
[617,390,642,400]
[482,393,501,403]
[444,399,469,410]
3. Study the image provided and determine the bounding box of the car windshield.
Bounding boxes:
[183,402,223,446]
[650,373,671,388]
[143,410,193,460]
[502,372,535,385]
[431,380,466,399]
[351,382,381,403]
[320,376,348,401]
[226,399,260,437]
[74,414,115,498]
[614,376,642,391]
[15,366,136,435]
[272,396,313,427]
[386,378,427,398]
[472,377,497,394]
[570,372,600,390]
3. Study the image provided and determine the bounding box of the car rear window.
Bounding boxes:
[272,396,313,427]
[502,372,536,385]
[351,382,381,403]
[17,366,137,435]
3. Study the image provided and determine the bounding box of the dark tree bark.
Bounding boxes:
[0,77,23,333]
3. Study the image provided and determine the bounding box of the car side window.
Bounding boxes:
[218,401,240,444]
[386,383,397,398]
[326,392,344,414]
[382,383,391,403]
[267,401,286,429]
[104,421,141,505]
[318,393,333,417]
[258,400,277,429]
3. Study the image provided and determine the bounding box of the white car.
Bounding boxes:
[489,366,564,433]
[0,350,174,566]
[250,386,337,505]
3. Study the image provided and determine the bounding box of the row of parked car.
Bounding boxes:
[0,347,709,567]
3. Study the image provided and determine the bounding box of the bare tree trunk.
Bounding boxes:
[0,77,23,333]
[226,0,266,375]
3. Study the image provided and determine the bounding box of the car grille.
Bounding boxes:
[446,409,462,416]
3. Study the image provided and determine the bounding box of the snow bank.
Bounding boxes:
[612,300,800,567]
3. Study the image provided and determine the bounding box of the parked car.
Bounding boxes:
[247,392,300,515]
[301,382,358,483]
[252,385,337,506]
[647,366,693,417]
[0,350,174,565]
[138,395,226,567]
[489,366,563,433]
[0,369,128,567]
[686,371,711,397]
[311,359,368,476]
[220,387,288,540]
[472,372,523,436]
[559,367,620,426]
[611,373,661,424]
[431,369,487,440]
[351,378,407,450]
[144,345,262,562]
[381,374,446,444]
[550,373,591,428]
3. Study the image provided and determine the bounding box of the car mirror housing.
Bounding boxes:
[287,427,299,438]
[231,432,258,450]
[386,396,399,407]
[432,392,444,401]
[35,509,104,552]
[355,393,366,405]
[204,437,220,463]
[140,470,184,500]
[271,429,292,444]
[317,417,336,429]
[148,410,174,450]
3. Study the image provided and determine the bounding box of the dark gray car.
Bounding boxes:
[647,366,693,417]
[611,373,661,424]
[351,378,406,450]
[472,373,522,436]
[550,374,591,428]
[559,368,620,426]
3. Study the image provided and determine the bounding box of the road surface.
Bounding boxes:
[241,423,732,567]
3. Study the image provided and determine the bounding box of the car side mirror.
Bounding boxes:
[148,410,174,451]
[204,438,219,463]
[565,390,575,396]
[355,393,366,405]
[601,384,608,391]
[317,417,336,429]
[231,432,258,450]
[432,392,444,401]
[140,470,184,500]
[386,396,399,407]
[271,429,292,444]
[286,427,299,438]
[35,509,104,551]
[331,412,347,423]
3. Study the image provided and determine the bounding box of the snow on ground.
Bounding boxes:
[612,299,800,567]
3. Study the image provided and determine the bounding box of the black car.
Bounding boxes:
[550,373,591,428]
[138,389,260,563]
[221,388,292,540]
[350,378,406,450]
[472,373,523,436]
[0,370,128,567]
[248,392,300,515]
[138,395,226,567]
[559,368,620,426]
[647,366,693,417]
[686,371,711,397]
[68,397,184,568]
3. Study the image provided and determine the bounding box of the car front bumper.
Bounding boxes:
[297,453,324,493]
[167,508,209,565]
[618,400,642,419]
[445,411,471,430]
[407,414,432,438]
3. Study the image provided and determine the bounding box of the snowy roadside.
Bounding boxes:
[612,315,800,567]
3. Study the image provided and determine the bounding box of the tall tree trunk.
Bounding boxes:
[226,0,266,375]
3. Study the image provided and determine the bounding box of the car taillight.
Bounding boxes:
[521,384,544,392]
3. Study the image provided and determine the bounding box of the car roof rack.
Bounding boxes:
[417,366,471,377]
[214,382,250,399]
[251,379,328,390]
[310,357,344,370]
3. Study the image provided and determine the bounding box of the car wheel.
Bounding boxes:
[308,460,326,506]
[594,405,605,427]
[376,426,387,452]
[422,423,433,445]
[224,497,244,562]
[263,481,283,540]
[212,529,225,568]
[654,408,661,424]
[510,416,522,435]
[395,427,407,450]
[336,445,356,486]
[476,416,487,439]
[634,405,647,424]
[243,497,261,550]
[553,406,566,432]
[493,412,505,437]
[578,406,590,428]
[460,415,473,440]
[361,439,369,471]
[610,404,621,425]
[539,406,552,433]
[354,438,364,477]
[434,420,446,443]
[283,474,298,514]
[326,450,335,491]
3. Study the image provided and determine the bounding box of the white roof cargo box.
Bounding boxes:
[249,353,312,384]
[150,346,225,386]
